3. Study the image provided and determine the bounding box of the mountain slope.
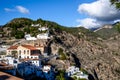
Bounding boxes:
[94,24,119,39]
[50,28,120,80]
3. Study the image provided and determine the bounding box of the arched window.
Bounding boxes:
[19,50,21,55]
[27,50,29,54]
[24,50,26,54]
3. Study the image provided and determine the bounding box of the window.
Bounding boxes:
[19,50,21,55]
[35,57,38,59]
[19,56,21,58]
[14,60,17,63]
[24,50,26,54]
[27,50,29,54]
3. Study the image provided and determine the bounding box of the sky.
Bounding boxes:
[0,0,120,28]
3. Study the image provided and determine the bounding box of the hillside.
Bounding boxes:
[94,24,120,39]
[1,18,101,41]
[49,26,120,80]
[0,18,120,80]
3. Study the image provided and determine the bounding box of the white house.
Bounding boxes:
[17,45,41,59]
[30,59,41,66]
[66,66,80,76]
[24,34,37,40]
[42,65,51,73]
[43,65,55,80]
[38,27,48,31]
[72,72,88,80]
[31,24,40,27]
[4,56,20,67]
[7,45,41,67]
[66,66,88,80]
[37,33,50,39]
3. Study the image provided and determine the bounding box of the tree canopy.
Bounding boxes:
[110,0,120,9]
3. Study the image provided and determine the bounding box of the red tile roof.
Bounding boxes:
[21,45,38,50]
[7,45,38,50]
[7,46,18,50]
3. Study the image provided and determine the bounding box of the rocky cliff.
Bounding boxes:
[49,28,120,80]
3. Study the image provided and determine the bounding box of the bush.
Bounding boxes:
[58,48,67,60]
[15,30,24,39]
[56,70,66,80]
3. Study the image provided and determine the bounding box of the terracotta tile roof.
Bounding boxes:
[7,45,38,50]
[0,71,23,80]
[7,46,18,50]
[21,45,38,50]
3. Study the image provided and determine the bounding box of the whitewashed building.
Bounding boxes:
[4,56,20,67]
[38,27,48,31]
[37,33,50,39]
[7,45,41,67]
[66,66,88,80]
[24,34,37,40]
[72,72,88,80]
[66,66,80,76]
[31,24,40,27]
[42,65,51,73]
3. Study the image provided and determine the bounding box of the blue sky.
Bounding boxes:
[1,0,120,28]
[0,0,95,27]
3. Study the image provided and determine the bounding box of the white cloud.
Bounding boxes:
[16,6,29,14]
[4,8,14,12]
[77,0,120,28]
[114,19,120,23]
[76,18,101,29]
[4,6,29,14]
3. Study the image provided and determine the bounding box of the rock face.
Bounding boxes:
[49,30,120,80]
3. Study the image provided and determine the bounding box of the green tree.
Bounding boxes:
[58,48,67,60]
[24,27,30,33]
[115,23,120,33]
[110,0,120,9]
[15,30,25,39]
[56,70,66,80]
[0,51,6,55]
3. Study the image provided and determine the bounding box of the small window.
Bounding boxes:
[14,60,17,63]
[24,50,26,54]
[27,50,29,54]
[19,50,21,55]
[19,56,21,58]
